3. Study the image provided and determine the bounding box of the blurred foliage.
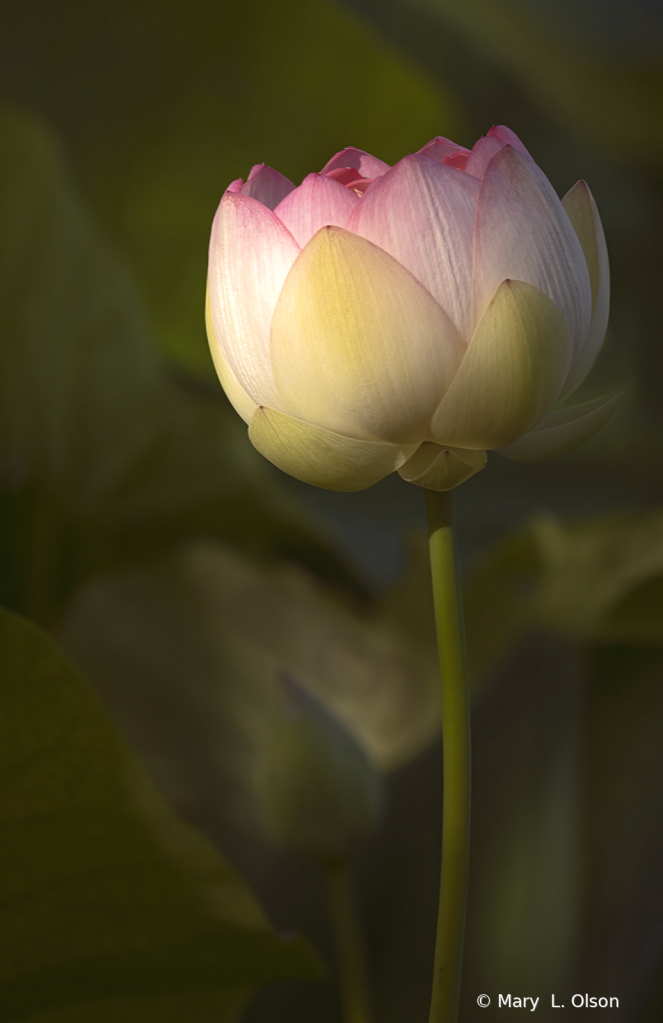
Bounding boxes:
[0,103,364,626]
[0,0,461,375]
[56,540,439,843]
[0,606,320,1022]
[400,0,663,167]
[465,509,663,684]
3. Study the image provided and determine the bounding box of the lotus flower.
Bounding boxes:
[206,126,620,492]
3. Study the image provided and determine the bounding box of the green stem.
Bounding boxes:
[324,861,374,1023]
[425,489,471,1023]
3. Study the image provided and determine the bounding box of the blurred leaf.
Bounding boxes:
[578,644,663,1013]
[464,509,663,682]
[0,103,362,622]
[0,605,320,1022]
[57,541,440,845]
[401,0,663,167]
[0,0,461,374]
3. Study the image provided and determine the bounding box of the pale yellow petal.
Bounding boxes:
[398,442,486,491]
[497,390,627,463]
[205,289,257,424]
[248,405,418,491]
[560,181,610,398]
[270,226,465,444]
[430,279,572,449]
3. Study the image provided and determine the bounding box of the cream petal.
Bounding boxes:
[473,146,592,353]
[205,289,257,423]
[240,163,296,209]
[559,181,610,398]
[208,191,300,409]
[346,155,480,339]
[273,173,359,248]
[270,226,465,444]
[249,405,417,491]
[398,442,486,491]
[496,390,626,463]
[431,279,572,449]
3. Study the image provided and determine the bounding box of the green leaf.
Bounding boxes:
[0,104,361,622]
[57,540,440,847]
[0,606,320,1022]
[464,509,663,684]
[397,0,663,168]
[64,0,462,374]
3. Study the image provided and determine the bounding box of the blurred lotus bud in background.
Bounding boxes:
[254,673,385,863]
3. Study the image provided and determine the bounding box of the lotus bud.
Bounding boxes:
[207,128,624,492]
[254,673,385,864]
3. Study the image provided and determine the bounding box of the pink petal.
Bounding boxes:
[346,154,479,339]
[487,125,532,158]
[443,151,469,171]
[464,136,502,179]
[320,146,390,180]
[208,191,300,409]
[239,163,296,210]
[273,173,359,248]
[416,136,470,164]
[472,146,592,354]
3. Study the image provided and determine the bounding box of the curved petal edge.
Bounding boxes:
[205,288,257,424]
[398,443,486,491]
[496,389,628,463]
[248,406,418,492]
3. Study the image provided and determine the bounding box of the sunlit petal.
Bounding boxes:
[270,226,464,444]
[473,146,592,353]
[208,191,300,408]
[431,279,572,449]
[274,173,359,248]
[497,390,626,462]
[239,163,296,209]
[249,406,417,491]
[320,147,390,179]
[205,289,256,423]
[346,155,479,338]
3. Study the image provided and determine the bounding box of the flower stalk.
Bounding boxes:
[324,861,375,1023]
[425,489,471,1023]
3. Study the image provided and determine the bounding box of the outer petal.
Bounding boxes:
[205,288,256,423]
[431,279,572,449]
[320,147,390,179]
[473,146,592,353]
[239,163,296,209]
[270,226,465,444]
[398,442,486,491]
[273,173,359,248]
[208,191,300,409]
[559,181,610,398]
[496,390,626,463]
[249,405,417,491]
[346,155,480,339]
